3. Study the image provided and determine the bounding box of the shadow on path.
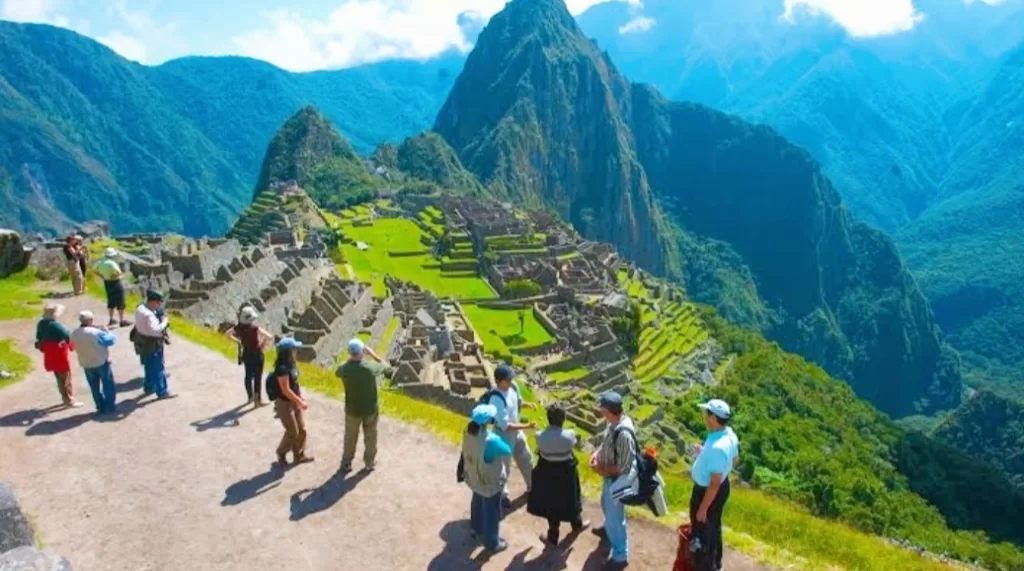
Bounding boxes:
[222,463,286,507]
[24,411,93,436]
[191,404,255,432]
[427,519,603,571]
[0,404,66,428]
[42,291,77,300]
[115,377,144,393]
[288,469,370,521]
[426,520,492,571]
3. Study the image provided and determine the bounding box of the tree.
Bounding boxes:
[610,301,642,357]
[503,279,542,299]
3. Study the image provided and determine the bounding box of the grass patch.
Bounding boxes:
[547,367,590,384]
[0,269,46,320]
[0,339,33,390]
[461,305,554,357]
[375,315,400,354]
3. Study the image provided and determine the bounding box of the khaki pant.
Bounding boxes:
[275,399,307,460]
[54,372,73,404]
[67,261,84,295]
[341,413,378,468]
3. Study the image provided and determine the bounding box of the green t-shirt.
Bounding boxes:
[336,360,389,416]
[94,258,122,281]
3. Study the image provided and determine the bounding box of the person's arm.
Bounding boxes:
[55,322,72,342]
[697,472,724,523]
[278,375,307,409]
[483,433,513,463]
[258,327,273,348]
[364,346,385,363]
[226,326,240,344]
[97,331,117,347]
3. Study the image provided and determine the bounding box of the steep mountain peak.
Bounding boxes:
[253,105,357,196]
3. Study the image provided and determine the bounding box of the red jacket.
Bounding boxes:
[40,340,74,374]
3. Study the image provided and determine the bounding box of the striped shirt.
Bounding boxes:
[597,415,637,475]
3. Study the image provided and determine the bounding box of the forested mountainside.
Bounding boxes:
[434,0,961,417]
[0,21,459,236]
[576,0,1024,400]
[932,390,1024,491]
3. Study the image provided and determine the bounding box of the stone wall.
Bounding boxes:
[309,284,374,368]
[162,239,241,281]
[176,250,288,328]
[395,383,475,416]
[0,481,72,570]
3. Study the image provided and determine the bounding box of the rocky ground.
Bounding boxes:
[0,294,768,571]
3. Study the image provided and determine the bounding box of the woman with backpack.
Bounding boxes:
[460,403,512,554]
[268,337,314,467]
[227,306,272,407]
[527,404,589,546]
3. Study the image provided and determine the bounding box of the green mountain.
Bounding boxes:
[0,21,459,236]
[253,106,358,194]
[933,390,1024,491]
[435,0,962,417]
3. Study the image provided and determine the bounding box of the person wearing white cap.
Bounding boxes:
[335,338,391,473]
[226,306,273,406]
[460,403,513,553]
[93,247,130,327]
[70,310,118,415]
[689,399,740,571]
[269,337,314,467]
[35,302,82,408]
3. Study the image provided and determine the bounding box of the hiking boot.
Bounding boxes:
[119,320,131,327]
[108,319,118,327]
[362,463,376,473]
[157,393,178,400]
[276,454,289,467]
[295,455,315,465]
[339,463,353,474]
[540,531,559,546]
[254,397,264,407]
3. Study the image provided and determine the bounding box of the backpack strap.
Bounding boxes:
[612,425,642,466]
[483,389,507,407]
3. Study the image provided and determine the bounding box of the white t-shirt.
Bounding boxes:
[489,384,520,432]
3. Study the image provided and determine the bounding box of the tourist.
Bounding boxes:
[70,310,117,415]
[589,391,638,570]
[226,306,272,407]
[527,404,589,546]
[268,337,314,467]
[62,235,84,296]
[689,399,740,571]
[93,247,130,327]
[76,235,89,283]
[133,290,174,399]
[35,302,82,408]
[460,403,512,554]
[336,338,391,473]
[487,364,535,508]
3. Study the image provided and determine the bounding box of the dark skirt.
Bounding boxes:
[527,456,583,523]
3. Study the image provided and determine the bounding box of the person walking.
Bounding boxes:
[35,302,82,408]
[336,338,392,473]
[487,364,535,508]
[268,337,314,467]
[70,310,117,415]
[133,290,174,399]
[460,403,512,554]
[62,235,84,296]
[93,247,130,327]
[527,404,589,546]
[589,391,638,570]
[227,306,272,407]
[689,399,739,571]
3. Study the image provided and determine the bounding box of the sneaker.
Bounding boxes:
[276,454,289,467]
[540,533,559,546]
[603,561,628,570]
[488,540,509,554]
[67,401,84,409]
[254,397,264,407]
[119,320,131,327]
[108,319,118,327]
[157,393,178,400]
[295,455,315,465]
[339,463,353,474]
[362,463,376,473]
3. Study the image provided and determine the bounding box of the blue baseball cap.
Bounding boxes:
[277,337,303,350]
[472,404,497,425]
[348,338,366,355]
[146,289,164,302]
[494,364,515,381]
[597,391,623,411]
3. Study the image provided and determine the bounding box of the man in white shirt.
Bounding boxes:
[134,290,174,400]
[487,364,535,509]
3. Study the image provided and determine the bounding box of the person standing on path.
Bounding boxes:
[527,404,589,546]
[70,310,117,415]
[226,307,272,407]
[461,403,512,554]
[589,391,638,570]
[62,235,84,296]
[689,399,740,571]
[268,337,314,467]
[336,338,392,474]
[133,290,174,400]
[93,247,130,327]
[487,364,535,509]
[35,302,82,408]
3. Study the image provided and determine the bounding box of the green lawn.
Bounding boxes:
[375,315,400,354]
[338,217,495,299]
[462,305,554,358]
[0,340,32,390]
[547,367,590,384]
[0,269,46,320]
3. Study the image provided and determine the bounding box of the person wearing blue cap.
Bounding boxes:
[460,403,513,553]
[133,290,174,399]
[268,337,314,467]
[689,399,739,571]
[486,363,536,509]
[336,338,392,473]
[589,390,638,570]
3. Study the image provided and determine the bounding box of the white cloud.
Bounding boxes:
[618,16,655,34]
[782,0,924,37]
[233,0,639,72]
[96,30,147,62]
[1,0,70,28]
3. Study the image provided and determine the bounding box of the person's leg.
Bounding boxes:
[602,479,628,563]
[546,517,560,545]
[710,479,731,571]
[499,429,515,501]
[341,413,361,470]
[253,354,264,405]
[275,400,297,462]
[84,367,103,412]
[513,432,533,491]
[293,404,309,460]
[362,413,378,468]
[101,362,117,413]
[54,372,70,404]
[470,493,483,538]
[689,484,713,571]
[242,354,256,402]
[481,492,504,551]
[153,346,169,398]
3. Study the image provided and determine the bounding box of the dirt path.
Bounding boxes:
[0,295,767,571]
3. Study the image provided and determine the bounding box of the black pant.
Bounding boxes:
[689,478,730,571]
[242,351,264,399]
[546,516,584,544]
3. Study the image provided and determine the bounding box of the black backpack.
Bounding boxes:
[612,425,661,508]
[456,385,521,482]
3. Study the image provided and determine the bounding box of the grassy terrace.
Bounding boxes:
[460,304,554,360]
[633,302,707,382]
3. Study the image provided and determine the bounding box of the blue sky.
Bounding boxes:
[0,0,1011,71]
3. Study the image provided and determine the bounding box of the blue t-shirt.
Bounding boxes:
[483,430,512,464]
[691,427,739,487]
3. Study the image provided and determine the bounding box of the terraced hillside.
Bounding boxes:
[227,189,328,245]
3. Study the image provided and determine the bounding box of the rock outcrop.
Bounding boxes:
[0,230,28,278]
[0,482,72,570]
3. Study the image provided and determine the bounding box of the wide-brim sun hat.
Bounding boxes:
[104,247,118,258]
[239,306,258,324]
